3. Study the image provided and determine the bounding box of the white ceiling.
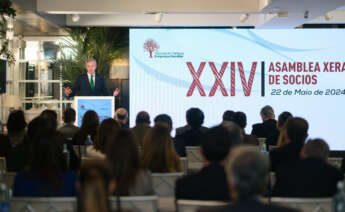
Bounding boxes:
[13,0,345,29]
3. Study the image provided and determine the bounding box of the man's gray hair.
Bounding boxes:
[85,58,97,65]
[227,146,270,199]
[260,105,275,119]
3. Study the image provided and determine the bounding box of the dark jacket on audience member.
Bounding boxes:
[13,171,77,197]
[0,134,30,172]
[197,198,299,212]
[131,123,151,147]
[272,158,343,197]
[175,163,230,201]
[251,119,279,141]
[58,123,79,140]
[269,140,304,171]
[174,127,208,157]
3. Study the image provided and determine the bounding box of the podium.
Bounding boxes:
[73,96,115,127]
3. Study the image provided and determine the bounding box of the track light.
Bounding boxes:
[240,14,249,23]
[72,14,80,22]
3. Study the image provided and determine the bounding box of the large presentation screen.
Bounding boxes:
[129,28,345,150]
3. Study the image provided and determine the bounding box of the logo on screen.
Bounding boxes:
[144,39,159,58]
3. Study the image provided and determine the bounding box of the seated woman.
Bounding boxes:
[86,118,120,159]
[73,110,99,145]
[13,129,77,197]
[142,124,182,173]
[106,129,154,196]
[0,110,29,172]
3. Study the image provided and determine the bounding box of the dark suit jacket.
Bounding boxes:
[175,163,230,201]
[251,119,279,142]
[272,158,343,197]
[174,127,208,157]
[70,74,110,97]
[131,124,151,147]
[269,140,304,171]
[197,198,299,212]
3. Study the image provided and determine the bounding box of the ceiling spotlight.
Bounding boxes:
[324,13,331,21]
[240,14,250,23]
[72,14,80,22]
[155,13,163,23]
[304,10,309,19]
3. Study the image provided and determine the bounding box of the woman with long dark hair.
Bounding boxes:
[73,110,99,145]
[13,129,77,197]
[106,129,154,196]
[142,124,181,173]
[86,118,121,159]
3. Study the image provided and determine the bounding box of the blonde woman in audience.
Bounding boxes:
[77,159,131,212]
[276,112,293,147]
[86,118,120,159]
[106,129,154,195]
[142,124,182,173]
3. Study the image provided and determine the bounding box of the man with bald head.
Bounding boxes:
[114,108,128,128]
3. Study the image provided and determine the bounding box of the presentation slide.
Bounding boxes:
[75,97,114,127]
[129,28,345,150]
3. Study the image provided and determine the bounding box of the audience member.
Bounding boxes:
[40,109,58,129]
[232,111,247,135]
[175,108,208,136]
[86,118,121,159]
[154,114,173,132]
[131,111,151,147]
[73,110,99,145]
[0,110,29,172]
[272,139,343,197]
[175,123,241,201]
[267,111,293,146]
[175,108,208,156]
[198,146,298,212]
[107,129,154,195]
[59,108,79,140]
[77,159,115,212]
[270,117,308,171]
[114,108,129,128]
[222,110,235,122]
[13,130,77,197]
[251,105,279,141]
[142,124,181,173]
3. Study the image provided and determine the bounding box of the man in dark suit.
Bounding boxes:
[175,123,241,201]
[251,105,279,144]
[175,108,208,137]
[174,108,208,157]
[272,139,343,197]
[270,117,308,171]
[64,58,119,97]
[198,146,299,212]
[58,108,79,139]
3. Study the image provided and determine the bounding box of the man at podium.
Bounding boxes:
[64,58,119,97]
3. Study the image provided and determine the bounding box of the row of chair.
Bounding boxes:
[9,196,333,212]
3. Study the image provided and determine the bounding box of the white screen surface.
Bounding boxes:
[129,28,345,150]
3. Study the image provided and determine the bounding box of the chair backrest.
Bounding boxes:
[11,196,159,212]
[73,145,86,158]
[110,196,158,212]
[177,199,228,212]
[4,172,16,189]
[269,197,332,212]
[327,157,342,170]
[11,197,76,212]
[180,157,188,174]
[0,157,6,172]
[151,173,184,197]
[186,147,203,172]
[258,138,267,149]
